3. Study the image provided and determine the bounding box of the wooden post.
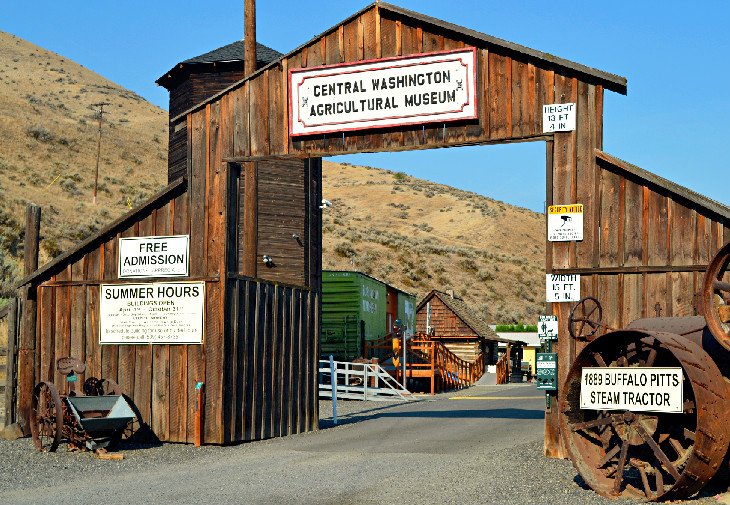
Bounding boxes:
[244,0,256,77]
[17,204,41,433]
[430,342,435,395]
[4,299,18,426]
[242,162,258,277]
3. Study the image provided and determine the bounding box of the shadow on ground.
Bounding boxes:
[320,403,544,429]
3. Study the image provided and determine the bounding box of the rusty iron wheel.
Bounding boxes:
[568,296,604,341]
[560,330,730,501]
[30,381,63,452]
[702,242,730,351]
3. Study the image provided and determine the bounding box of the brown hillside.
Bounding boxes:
[0,31,168,295]
[0,32,546,322]
[322,161,546,323]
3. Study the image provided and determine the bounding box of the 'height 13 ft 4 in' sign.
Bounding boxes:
[289,48,477,136]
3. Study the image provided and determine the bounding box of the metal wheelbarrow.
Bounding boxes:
[30,357,136,452]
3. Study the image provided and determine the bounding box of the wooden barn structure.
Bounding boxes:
[416,290,502,364]
[6,2,729,454]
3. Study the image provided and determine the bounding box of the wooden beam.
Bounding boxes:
[242,162,258,277]
[553,264,709,275]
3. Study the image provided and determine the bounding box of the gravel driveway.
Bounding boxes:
[0,384,726,505]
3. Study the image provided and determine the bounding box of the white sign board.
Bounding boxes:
[118,235,189,278]
[546,274,581,302]
[542,102,576,132]
[99,282,204,344]
[538,315,559,339]
[580,367,683,413]
[289,48,477,136]
[547,204,583,242]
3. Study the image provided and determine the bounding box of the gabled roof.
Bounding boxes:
[172,1,627,122]
[417,290,501,342]
[156,40,283,89]
[596,150,730,222]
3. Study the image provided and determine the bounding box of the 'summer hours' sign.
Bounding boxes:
[289,48,477,136]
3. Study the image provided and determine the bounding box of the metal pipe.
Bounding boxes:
[329,355,337,425]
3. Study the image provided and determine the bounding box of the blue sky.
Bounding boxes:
[3,1,728,212]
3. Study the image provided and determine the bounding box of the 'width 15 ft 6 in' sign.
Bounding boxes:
[546,274,580,302]
[289,48,477,136]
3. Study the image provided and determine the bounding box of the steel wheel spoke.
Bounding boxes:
[593,352,607,367]
[638,465,652,499]
[637,426,681,481]
[713,280,730,293]
[598,444,621,467]
[683,428,695,441]
[571,416,614,432]
[612,441,629,495]
[645,348,657,367]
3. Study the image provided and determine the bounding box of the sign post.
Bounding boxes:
[538,315,559,341]
[536,353,558,391]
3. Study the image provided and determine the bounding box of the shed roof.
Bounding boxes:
[493,331,539,348]
[17,178,187,288]
[596,150,730,222]
[417,290,502,343]
[156,40,283,89]
[173,1,628,121]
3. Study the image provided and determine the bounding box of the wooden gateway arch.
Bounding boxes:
[11,2,730,454]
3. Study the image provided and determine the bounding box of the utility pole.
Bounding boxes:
[92,102,110,205]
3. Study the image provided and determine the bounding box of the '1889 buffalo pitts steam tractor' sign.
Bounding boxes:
[560,242,730,501]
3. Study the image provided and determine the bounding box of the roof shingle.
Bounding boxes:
[182,40,283,65]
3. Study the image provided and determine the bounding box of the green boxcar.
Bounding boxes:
[321,271,415,360]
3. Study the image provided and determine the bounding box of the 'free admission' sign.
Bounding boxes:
[118,235,189,278]
[289,48,477,136]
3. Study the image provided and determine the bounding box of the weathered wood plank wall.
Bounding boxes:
[415,297,478,338]
[224,279,319,442]
[31,184,226,443]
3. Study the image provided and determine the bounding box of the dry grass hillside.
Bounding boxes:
[322,161,545,323]
[0,32,545,322]
[0,31,168,295]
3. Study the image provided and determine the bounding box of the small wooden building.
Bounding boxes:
[416,290,502,364]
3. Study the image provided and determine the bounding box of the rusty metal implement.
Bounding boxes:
[29,358,135,452]
[560,242,730,501]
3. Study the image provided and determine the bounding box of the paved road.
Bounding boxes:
[0,384,719,504]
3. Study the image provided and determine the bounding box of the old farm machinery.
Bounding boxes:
[560,242,730,501]
[30,357,136,453]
